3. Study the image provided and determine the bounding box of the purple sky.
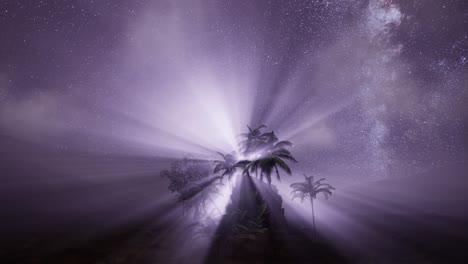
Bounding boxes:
[1,0,467,182]
[1,3,468,262]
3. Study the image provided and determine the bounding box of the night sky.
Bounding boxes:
[1,0,468,188]
[1,0,468,263]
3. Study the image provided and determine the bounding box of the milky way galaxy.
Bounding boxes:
[1,0,468,263]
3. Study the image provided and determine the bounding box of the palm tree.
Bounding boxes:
[167,125,297,223]
[272,140,293,150]
[239,124,267,140]
[238,125,297,184]
[238,124,267,154]
[245,147,297,184]
[290,174,335,233]
[259,131,278,146]
[213,152,238,181]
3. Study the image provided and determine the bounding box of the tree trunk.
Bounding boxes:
[239,174,258,221]
[311,198,316,234]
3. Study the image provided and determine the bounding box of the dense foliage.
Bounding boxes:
[160,156,212,194]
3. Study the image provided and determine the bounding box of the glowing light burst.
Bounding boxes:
[205,174,238,219]
[0,0,352,161]
[103,65,256,158]
[81,0,355,160]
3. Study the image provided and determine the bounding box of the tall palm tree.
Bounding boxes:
[290,174,335,233]
[245,147,297,184]
[239,126,296,184]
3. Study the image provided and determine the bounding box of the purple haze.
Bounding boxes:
[1,0,468,262]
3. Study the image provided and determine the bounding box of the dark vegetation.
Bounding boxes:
[160,124,337,262]
[2,133,468,263]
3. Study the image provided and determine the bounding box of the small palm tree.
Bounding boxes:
[238,124,267,154]
[259,131,278,146]
[240,124,267,139]
[290,174,335,233]
[213,152,238,181]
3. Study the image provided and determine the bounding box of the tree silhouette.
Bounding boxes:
[244,147,297,184]
[213,152,238,181]
[161,156,222,218]
[238,125,297,184]
[163,125,299,221]
[177,177,223,218]
[160,156,212,194]
[290,174,335,233]
[238,124,267,154]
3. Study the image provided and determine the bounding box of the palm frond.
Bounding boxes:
[274,140,293,149]
[234,160,251,173]
[275,153,298,163]
[216,152,226,160]
[315,183,335,190]
[273,157,292,175]
[290,182,309,189]
[272,148,292,155]
[213,163,226,174]
[314,178,326,186]
[315,188,333,199]
[291,192,308,202]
